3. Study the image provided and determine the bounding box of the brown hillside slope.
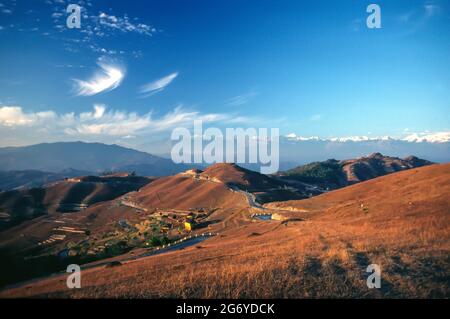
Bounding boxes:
[341,152,432,184]
[1,164,449,298]
[0,169,248,287]
[130,173,247,210]
[279,153,432,190]
[200,163,283,190]
[267,162,449,217]
[194,163,306,203]
[0,174,151,230]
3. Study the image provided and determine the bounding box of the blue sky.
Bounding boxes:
[0,0,449,150]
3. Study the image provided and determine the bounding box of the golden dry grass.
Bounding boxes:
[132,174,247,210]
[1,164,449,298]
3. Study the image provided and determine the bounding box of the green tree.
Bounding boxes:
[150,236,162,247]
[161,236,170,245]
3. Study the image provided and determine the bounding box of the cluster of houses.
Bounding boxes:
[38,234,66,246]
[133,210,205,237]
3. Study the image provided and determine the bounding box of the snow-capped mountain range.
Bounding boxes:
[285,131,450,144]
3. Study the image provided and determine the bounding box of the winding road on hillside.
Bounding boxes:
[183,172,304,215]
[229,186,267,210]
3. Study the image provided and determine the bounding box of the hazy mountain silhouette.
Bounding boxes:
[0,142,190,176]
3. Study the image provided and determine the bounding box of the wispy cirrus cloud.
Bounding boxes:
[226,91,259,106]
[139,72,178,97]
[73,62,125,96]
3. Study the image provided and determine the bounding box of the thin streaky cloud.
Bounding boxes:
[226,91,259,106]
[139,72,178,97]
[73,62,125,96]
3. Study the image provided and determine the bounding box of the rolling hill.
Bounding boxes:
[128,163,307,210]
[0,163,302,287]
[277,153,432,189]
[0,173,152,230]
[1,163,448,298]
[129,169,248,211]
[200,163,284,190]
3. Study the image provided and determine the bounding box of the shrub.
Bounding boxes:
[150,236,162,247]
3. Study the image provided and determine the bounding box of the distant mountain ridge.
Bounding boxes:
[0,142,190,176]
[277,136,450,165]
[0,169,93,191]
[277,153,432,189]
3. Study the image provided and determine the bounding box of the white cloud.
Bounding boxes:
[98,12,156,36]
[45,4,156,56]
[285,133,297,138]
[92,104,106,118]
[140,72,178,97]
[0,106,55,126]
[73,62,125,96]
[0,105,249,138]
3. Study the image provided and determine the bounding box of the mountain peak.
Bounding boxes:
[201,162,281,190]
[368,152,384,158]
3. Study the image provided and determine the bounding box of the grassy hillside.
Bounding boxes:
[2,164,448,298]
[281,159,346,188]
[278,153,432,190]
[0,174,152,230]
